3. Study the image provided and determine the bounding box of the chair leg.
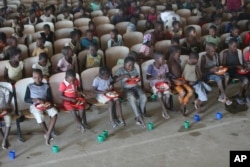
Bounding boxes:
[16,118,24,142]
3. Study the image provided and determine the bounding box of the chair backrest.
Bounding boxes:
[92,16,110,26]
[108,8,119,18]
[198,51,206,70]
[24,57,39,77]
[78,25,89,37]
[74,18,91,27]
[81,67,100,92]
[24,24,35,34]
[0,27,14,38]
[54,38,71,54]
[154,40,171,55]
[176,9,191,18]
[35,22,55,32]
[50,53,63,74]
[115,22,130,36]
[0,82,16,112]
[91,10,103,18]
[130,43,143,54]
[137,20,147,33]
[100,34,111,51]
[140,6,151,15]
[55,28,74,40]
[18,44,29,60]
[184,25,202,38]
[219,49,243,65]
[55,20,73,30]
[180,55,189,69]
[237,20,249,32]
[141,59,154,92]
[123,31,143,49]
[105,46,129,69]
[187,16,201,25]
[96,24,115,37]
[0,60,8,81]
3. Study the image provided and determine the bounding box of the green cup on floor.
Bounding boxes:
[147,122,154,131]
[97,135,104,143]
[102,130,108,139]
[184,121,190,129]
[52,145,59,153]
[151,94,157,101]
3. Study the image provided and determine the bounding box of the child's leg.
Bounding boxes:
[80,109,89,128]
[108,101,117,128]
[137,88,148,117]
[183,84,193,106]
[70,109,85,132]
[174,85,186,115]
[157,92,170,119]
[2,115,11,149]
[114,99,125,125]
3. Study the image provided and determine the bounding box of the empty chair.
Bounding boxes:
[176,9,191,18]
[130,43,143,54]
[54,38,71,54]
[74,18,91,28]
[24,57,39,77]
[156,5,166,12]
[35,22,55,32]
[91,10,103,18]
[140,6,151,15]
[0,27,14,37]
[108,8,119,18]
[187,16,201,25]
[137,20,147,33]
[105,46,129,69]
[96,24,115,37]
[92,16,110,26]
[115,22,130,36]
[55,20,73,30]
[23,24,35,34]
[123,31,143,49]
[55,28,74,40]
[154,40,171,55]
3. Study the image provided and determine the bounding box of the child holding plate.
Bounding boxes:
[146,52,171,119]
[114,57,147,128]
[93,66,125,128]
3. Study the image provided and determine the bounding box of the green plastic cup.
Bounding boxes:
[151,94,157,101]
[52,145,59,153]
[97,135,104,143]
[102,130,108,139]
[147,122,154,131]
[184,121,190,129]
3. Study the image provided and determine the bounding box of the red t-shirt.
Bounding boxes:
[59,79,80,98]
[147,13,157,23]
[244,51,250,62]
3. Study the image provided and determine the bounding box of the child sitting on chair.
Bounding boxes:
[93,66,125,128]
[32,38,49,57]
[83,44,103,70]
[59,69,88,133]
[168,46,193,116]
[56,46,77,73]
[182,52,211,113]
[146,52,171,119]
[32,53,51,80]
[0,85,12,149]
[114,56,148,128]
[139,33,154,60]
[24,69,58,145]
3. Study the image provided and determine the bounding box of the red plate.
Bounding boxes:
[0,110,8,118]
[72,98,85,107]
[237,68,249,75]
[35,103,51,111]
[215,66,228,75]
[126,77,140,85]
[104,91,119,99]
[155,82,170,92]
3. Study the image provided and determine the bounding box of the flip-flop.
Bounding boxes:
[162,112,170,120]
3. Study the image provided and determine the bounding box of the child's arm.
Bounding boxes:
[24,86,40,104]
[60,92,77,103]
[195,65,202,81]
[113,74,131,83]
[4,67,15,84]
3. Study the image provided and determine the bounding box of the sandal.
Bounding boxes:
[225,99,232,105]
[162,112,170,120]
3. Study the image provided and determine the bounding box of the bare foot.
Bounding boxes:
[162,111,170,120]
[44,134,50,145]
[194,100,201,113]
[2,140,10,149]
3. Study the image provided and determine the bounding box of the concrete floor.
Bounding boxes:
[0,83,250,167]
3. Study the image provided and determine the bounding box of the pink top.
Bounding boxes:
[139,45,151,57]
[147,13,157,23]
[244,51,250,62]
[226,0,242,11]
[57,57,73,72]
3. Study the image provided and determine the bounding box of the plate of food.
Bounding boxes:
[215,66,228,75]
[155,82,170,92]
[35,102,51,110]
[105,91,119,99]
[72,98,85,107]
[237,68,249,75]
[126,77,140,85]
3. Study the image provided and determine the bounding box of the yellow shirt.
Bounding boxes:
[85,53,102,69]
[32,47,49,57]
[5,61,24,81]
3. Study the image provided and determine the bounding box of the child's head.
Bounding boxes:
[169,45,181,60]
[36,37,45,48]
[32,69,43,84]
[153,52,165,65]
[124,56,135,72]
[228,39,237,52]
[70,29,81,42]
[155,21,164,31]
[127,51,138,60]
[15,23,24,34]
[88,21,96,30]
[9,47,21,62]
[99,66,111,80]
[188,52,198,65]
[38,52,49,67]
[213,14,222,25]
[86,30,93,40]
[215,4,224,14]
[172,20,180,31]
[230,16,238,26]
[185,26,196,38]
[63,9,70,17]
[7,36,18,47]
[230,25,240,37]
[65,69,76,84]
[13,16,20,24]
[171,37,180,46]
[205,42,216,56]
[44,6,52,16]
[62,46,74,60]
[150,6,156,14]
[209,25,217,37]
[43,24,51,35]
[89,43,98,56]
[110,29,118,39]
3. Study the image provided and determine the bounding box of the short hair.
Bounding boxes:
[155,21,164,27]
[128,51,138,60]
[88,21,95,27]
[61,46,72,56]
[169,46,181,56]
[124,56,135,64]
[65,69,76,78]
[37,37,45,44]
[153,51,164,60]
[8,47,21,59]
[70,29,82,38]
[209,25,217,31]
[171,37,180,44]
[189,52,199,60]
[43,24,51,29]
[99,66,111,76]
[39,52,49,60]
[172,20,180,27]
[32,68,43,76]
[205,42,216,49]
[44,6,51,12]
[231,25,240,31]
[185,26,195,35]
[228,38,237,45]
[86,29,93,34]
[111,29,118,35]
[89,43,98,50]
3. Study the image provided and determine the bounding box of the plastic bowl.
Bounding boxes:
[237,68,249,75]
[155,82,170,92]
[215,67,228,75]
[35,103,50,111]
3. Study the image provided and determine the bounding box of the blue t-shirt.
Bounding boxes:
[80,38,98,50]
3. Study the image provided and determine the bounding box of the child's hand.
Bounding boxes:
[70,98,77,103]
[37,99,45,104]
[212,66,219,72]
[123,74,130,79]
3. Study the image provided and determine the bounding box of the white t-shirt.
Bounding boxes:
[32,61,51,76]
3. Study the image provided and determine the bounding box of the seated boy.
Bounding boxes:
[24,69,58,145]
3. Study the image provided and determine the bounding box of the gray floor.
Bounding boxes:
[0,83,250,167]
